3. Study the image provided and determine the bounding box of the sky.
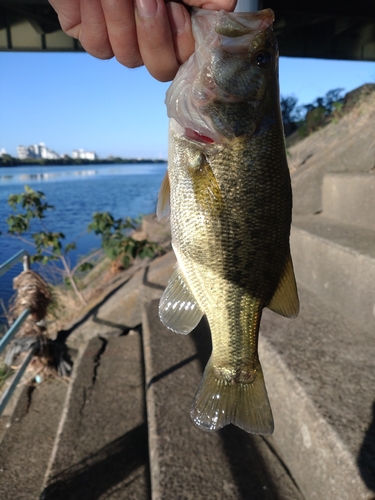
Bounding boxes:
[1,51,374,160]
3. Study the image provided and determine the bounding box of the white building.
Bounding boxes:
[38,143,60,160]
[72,149,98,160]
[17,142,61,160]
[17,145,36,159]
[0,148,7,157]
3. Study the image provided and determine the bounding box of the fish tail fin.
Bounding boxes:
[190,358,274,434]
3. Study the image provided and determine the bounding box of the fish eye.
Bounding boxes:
[254,50,271,68]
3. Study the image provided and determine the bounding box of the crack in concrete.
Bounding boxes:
[92,337,108,385]
[25,384,36,415]
[79,387,87,418]
[261,436,307,500]
[74,337,108,449]
[72,338,108,454]
[79,337,108,418]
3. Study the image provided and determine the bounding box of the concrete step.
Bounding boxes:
[65,251,176,351]
[0,252,175,500]
[291,214,375,333]
[288,89,375,215]
[41,334,150,500]
[0,377,68,499]
[259,284,375,500]
[322,173,375,230]
[142,299,305,500]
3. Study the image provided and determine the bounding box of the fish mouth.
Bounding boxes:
[184,128,215,144]
[165,8,276,144]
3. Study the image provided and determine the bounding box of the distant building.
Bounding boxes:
[72,149,98,160]
[38,143,60,160]
[17,145,36,159]
[0,148,7,157]
[17,142,61,160]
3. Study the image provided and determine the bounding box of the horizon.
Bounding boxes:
[1,147,168,161]
[1,52,374,158]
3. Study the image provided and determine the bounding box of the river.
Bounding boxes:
[0,163,167,322]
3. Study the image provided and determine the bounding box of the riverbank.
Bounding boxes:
[0,162,167,316]
[44,214,172,341]
[0,156,167,167]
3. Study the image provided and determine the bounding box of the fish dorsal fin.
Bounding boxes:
[159,266,203,334]
[156,171,170,221]
[267,253,299,318]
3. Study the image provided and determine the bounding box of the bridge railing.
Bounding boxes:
[0,250,35,415]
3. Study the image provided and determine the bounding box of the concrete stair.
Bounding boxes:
[273,171,375,498]
[42,334,150,500]
[291,214,375,333]
[291,172,375,334]
[142,300,303,500]
[0,252,176,500]
[0,173,374,499]
[259,287,375,499]
[322,173,375,231]
[0,379,68,499]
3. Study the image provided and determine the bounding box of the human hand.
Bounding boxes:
[49,0,237,82]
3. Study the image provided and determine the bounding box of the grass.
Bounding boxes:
[0,363,14,391]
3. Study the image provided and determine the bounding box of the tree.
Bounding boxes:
[282,88,346,139]
[2,187,162,308]
[0,154,17,166]
[280,95,305,136]
[88,212,160,270]
[3,185,87,304]
[280,95,298,126]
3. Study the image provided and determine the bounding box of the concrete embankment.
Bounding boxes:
[1,89,375,498]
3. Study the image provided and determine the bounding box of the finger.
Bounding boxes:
[79,0,113,59]
[186,0,237,10]
[134,0,179,82]
[166,2,195,65]
[49,0,82,38]
[101,0,143,68]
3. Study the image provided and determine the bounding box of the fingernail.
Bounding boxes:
[136,0,157,19]
[167,2,187,34]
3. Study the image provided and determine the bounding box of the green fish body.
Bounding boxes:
[158,8,299,434]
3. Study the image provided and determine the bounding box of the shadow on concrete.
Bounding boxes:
[41,423,150,500]
[142,265,166,291]
[56,263,165,344]
[147,353,198,388]
[357,400,375,494]
[56,278,134,344]
[190,318,298,500]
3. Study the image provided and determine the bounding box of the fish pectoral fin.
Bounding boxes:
[159,266,203,334]
[191,358,274,435]
[267,253,299,318]
[156,171,170,221]
[188,154,223,217]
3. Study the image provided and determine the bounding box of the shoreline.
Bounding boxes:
[0,157,167,168]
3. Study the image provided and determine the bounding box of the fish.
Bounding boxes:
[157,8,299,434]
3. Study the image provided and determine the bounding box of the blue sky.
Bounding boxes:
[1,51,374,159]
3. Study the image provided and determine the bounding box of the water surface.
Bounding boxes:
[0,163,167,320]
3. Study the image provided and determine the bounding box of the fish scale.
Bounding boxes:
[158,8,299,434]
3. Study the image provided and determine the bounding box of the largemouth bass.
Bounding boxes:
[157,8,299,434]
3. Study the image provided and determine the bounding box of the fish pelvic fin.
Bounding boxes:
[156,170,170,221]
[159,266,203,334]
[267,253,299,318]
[191,357,274,435]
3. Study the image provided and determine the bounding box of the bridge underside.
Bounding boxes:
[0,0,374,61]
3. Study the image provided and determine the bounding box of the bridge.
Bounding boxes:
[1,0,375,60]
